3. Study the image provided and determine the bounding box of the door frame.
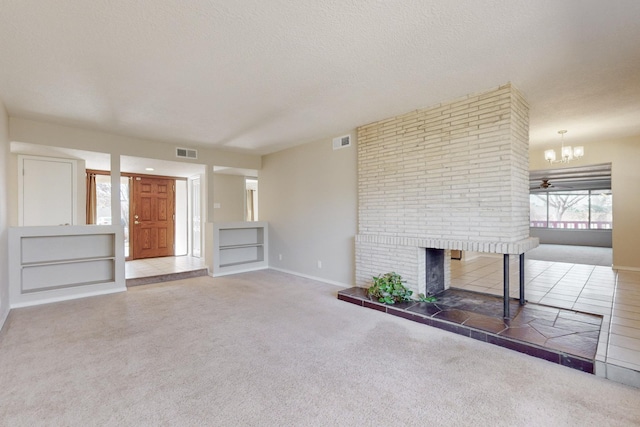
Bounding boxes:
[129,173,189,260]
[86,170,187,261]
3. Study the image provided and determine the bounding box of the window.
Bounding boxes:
[547,190,589,228]
[245,178,258,221]
[590,190,613,229]
[92,174,131,256]
[530,190,612,229]
[95,175,113,225]
[191,177,201,257]
[530,193,548,228]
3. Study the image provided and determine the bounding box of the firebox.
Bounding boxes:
[425,248,445,296]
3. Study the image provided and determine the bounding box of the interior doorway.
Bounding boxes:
[86,155,205,262]
[131,175,176,259]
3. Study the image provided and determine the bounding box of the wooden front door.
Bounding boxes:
[132,176,175,259]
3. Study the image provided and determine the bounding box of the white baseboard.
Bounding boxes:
[10,286,127,309]
[0,306,9,334]
[210,266,268,278]
[269,267,351,288]
[613,265,640,272]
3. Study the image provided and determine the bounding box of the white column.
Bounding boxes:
[110,154,121,225]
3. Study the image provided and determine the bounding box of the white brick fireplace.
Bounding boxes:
[355,84,538,297]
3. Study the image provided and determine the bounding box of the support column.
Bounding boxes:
[206,166,215,223]
[503,254,510,318]
[110,153,125,286]
[519,253,525,306]
[110,153,121,227]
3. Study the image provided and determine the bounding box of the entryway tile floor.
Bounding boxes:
[125,256,208,286]
[451,255,640,386]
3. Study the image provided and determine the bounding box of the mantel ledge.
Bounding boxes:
[355,234,539,255]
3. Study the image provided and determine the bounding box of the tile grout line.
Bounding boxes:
[452,257,640,380]
[536,261,574,305]
[602,269,620,371]
[576,264,611,373]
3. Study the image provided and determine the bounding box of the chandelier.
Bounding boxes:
[544,130,584,163]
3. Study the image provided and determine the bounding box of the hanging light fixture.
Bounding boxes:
[544,130,584,163]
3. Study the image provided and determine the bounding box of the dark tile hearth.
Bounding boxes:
[337,287,602,373]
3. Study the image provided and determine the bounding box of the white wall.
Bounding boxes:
[260,133,357,286]
[530,135,640,270]
[8,117,260,272]
[530,228,612,248]
[212,173,246,222]
[10,118,260,170]
[0,99,10,331]
[8,117,261,226]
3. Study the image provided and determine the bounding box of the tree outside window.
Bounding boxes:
[530,190,612,229]
[590,190,612,229]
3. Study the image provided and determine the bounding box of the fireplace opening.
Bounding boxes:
[425,248,445,295]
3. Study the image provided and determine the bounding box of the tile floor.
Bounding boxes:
[125,255,207,279]
[451,255,640,383]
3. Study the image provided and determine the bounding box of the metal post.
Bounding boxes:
[519,253,525,306]
[503,254,509,318]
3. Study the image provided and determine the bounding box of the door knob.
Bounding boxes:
[134,221,140,225]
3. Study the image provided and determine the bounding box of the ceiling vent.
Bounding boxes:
[176,147,198,159]
[332,135,351,150]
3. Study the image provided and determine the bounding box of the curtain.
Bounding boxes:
[86,172,97,224]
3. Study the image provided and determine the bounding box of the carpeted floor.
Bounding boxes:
[1,270,639,426]
[526,244,612,267]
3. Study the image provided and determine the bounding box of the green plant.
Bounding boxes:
[367,272,413,304]
[417,293,437,303]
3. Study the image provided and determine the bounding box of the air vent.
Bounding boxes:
[332,135,351,150]
[176,147,198,159]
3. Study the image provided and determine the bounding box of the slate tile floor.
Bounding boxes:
[451,255,640,386]
[338,286,601,373]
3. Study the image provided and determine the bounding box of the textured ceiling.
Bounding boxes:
[1,1,639,155]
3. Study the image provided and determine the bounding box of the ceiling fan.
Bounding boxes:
[537,178,574,190]
[540,179,554,189]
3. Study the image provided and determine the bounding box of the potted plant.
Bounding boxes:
[367,272,436,304]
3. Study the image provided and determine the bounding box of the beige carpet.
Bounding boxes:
[1,270,639,426]
[526,244,612,267]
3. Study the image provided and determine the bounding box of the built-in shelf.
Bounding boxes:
[9,225,126,307]
[219,243,265,250]
[213,222,268,276]
[21,255,115,267]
